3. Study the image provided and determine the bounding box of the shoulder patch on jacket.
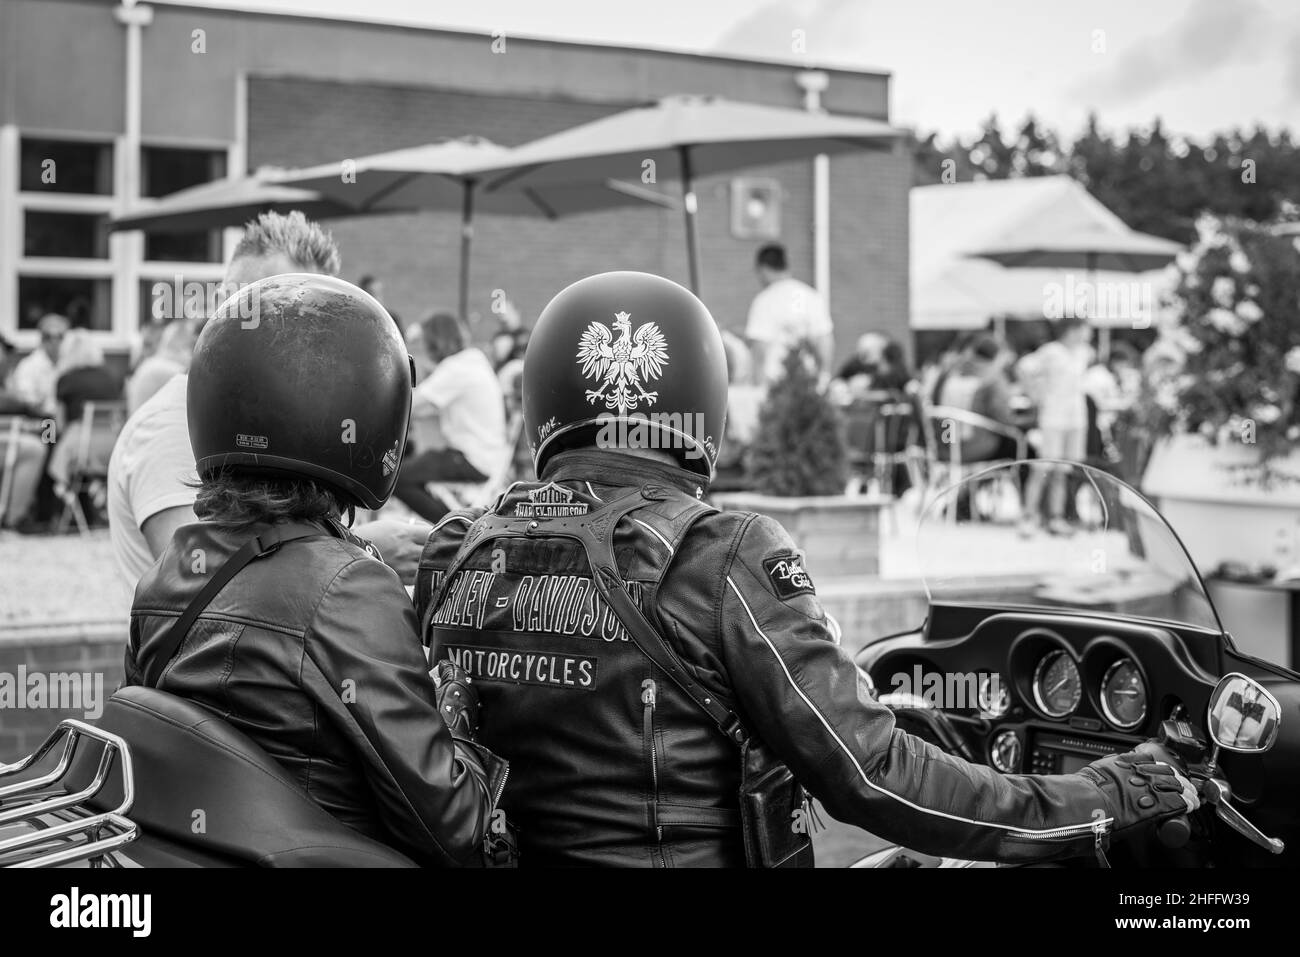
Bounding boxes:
[762,554,816,600]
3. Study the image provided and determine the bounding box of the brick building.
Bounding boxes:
[0,0,909,364]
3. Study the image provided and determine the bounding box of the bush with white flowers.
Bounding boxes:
[1150,213,1300,483]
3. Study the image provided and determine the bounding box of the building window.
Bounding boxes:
[23,210,111,259]
[141,146,226,198]
[141,146,227,264]
[18,276,113,332]
[20,138,114,195]
[17,136,116,334]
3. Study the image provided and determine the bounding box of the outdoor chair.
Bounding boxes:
[54,400,128,536]
[843,394,925,535]
[920,404,1027,523]
[0,415,26,527]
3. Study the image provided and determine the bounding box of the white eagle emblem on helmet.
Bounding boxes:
[576,311,669,416]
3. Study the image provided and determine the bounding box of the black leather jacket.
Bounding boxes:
[125,518,501,866]
[415,450,1160,867]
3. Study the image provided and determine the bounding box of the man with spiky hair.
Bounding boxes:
[108,211,343,584]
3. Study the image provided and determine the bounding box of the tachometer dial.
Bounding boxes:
[1101,658,1147,730]
[1032,650,1081,718]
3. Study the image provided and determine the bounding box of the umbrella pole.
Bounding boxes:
[678,146,702,295]
[1086,251,1109,363]
[459,179,475,319]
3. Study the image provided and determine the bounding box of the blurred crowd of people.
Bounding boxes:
[1,215,1166,549]
[1,315,123,534]
[819,312,1156,535]
[0,212,531,568]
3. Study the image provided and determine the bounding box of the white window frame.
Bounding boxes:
[136,137,233,329]
[0,126,235,351]
[3,127,117,349]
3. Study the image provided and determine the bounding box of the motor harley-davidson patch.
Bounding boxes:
[445,644,598,691]
[763,555,815,599]
[513,481,589,518]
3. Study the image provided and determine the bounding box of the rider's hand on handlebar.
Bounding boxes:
[1079,743,1201,839]
[1130,741,1201,813]
[433,660,480,739]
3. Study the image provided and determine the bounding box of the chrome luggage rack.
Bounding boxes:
[0,720,138,867]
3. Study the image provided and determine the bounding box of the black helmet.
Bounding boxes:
[523,271,728,480]
[188,273,414,510]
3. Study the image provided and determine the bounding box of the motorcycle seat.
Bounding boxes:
[67,685,417,867]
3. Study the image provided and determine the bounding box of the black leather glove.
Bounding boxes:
[1079,741,1200,839]
[434,660,480,739]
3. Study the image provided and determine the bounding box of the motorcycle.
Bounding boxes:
[851,461,1294,868]
[0,462,1291,868]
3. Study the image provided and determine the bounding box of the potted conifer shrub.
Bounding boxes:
[712,341,881,578]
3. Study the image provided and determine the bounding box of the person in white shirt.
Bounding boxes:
[394,312,507,523]
[107,211,342,584]
[1016,316,1092,536]
[109,211,432,585]
[744,243,834,386]
[9,313,70,416]
[125,318,200,415]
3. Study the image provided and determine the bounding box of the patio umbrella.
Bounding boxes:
[476,95,903,294]
[109,171,361,233]
[967,227,1183,273]
[964,221,1183,357]
[281,136,677,316]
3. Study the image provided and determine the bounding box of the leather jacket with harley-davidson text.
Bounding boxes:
[125,518,502,867]
[414,450,1163,867]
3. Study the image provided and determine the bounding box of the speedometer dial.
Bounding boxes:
[1101,658,1147,730]
[1032,650,1081,718]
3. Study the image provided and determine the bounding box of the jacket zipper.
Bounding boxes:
[641,678,667,867]
[1013,818,1112,866]
[490,760,510,810]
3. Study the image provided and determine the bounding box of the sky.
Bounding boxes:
[166,0,1300,142]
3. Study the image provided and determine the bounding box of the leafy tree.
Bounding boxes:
[747,341,848,497]
[911,113,1299,246]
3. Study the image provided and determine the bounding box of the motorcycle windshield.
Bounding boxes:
[917,461,1221,633]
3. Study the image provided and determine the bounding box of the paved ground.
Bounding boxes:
[0,509,1162,632]
[0,529,132,631]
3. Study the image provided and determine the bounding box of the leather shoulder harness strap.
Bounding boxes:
[140,525,323,689]
[422,484,750,746]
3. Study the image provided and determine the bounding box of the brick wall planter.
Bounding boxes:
[0,623,126,763]
[711,492,882,579]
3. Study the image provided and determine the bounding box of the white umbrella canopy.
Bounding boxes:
[477,95,903,292]
[964,218,1182,356]
[966,224,1184,273]
[280,136,675,314]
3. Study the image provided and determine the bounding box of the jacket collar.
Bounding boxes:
[544,449,708,499]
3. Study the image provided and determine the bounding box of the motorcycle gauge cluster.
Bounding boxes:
[1032,649,1082,718]
[1099,657,1148,730]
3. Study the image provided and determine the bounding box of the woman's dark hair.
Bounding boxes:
[755,243,788,271]
[416,311,469,362]
[881,340,911,376]
[969,334,1001,362]
[193,471,348,528]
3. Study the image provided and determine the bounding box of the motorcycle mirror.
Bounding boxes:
[1207,672,1281,754]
